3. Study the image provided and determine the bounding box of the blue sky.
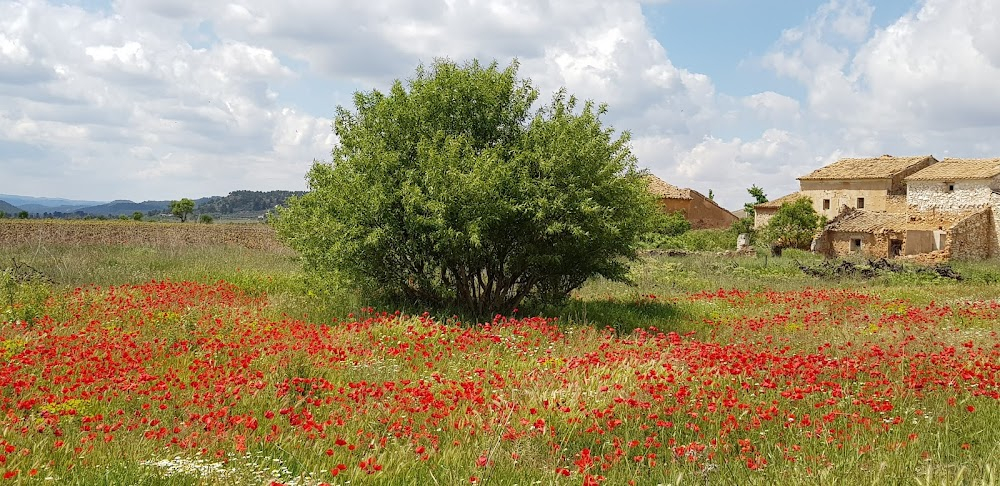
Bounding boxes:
[2,0,1000,209]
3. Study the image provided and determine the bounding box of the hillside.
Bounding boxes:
[77,200,172,217]
[196,190,305,214]
[0,192,302,218]
[0,200,23,215]
[0,194,106,209]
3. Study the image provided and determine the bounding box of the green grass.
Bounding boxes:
[5,241,1000,484]
[2,243,362,322]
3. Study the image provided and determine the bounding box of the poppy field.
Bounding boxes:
[3,247,1000,484]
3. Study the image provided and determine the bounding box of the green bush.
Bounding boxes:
[644,227,738,252]
[761,197,820,250]
[274,59,659,315]
[1,266,52,326]
[656,210,691,237]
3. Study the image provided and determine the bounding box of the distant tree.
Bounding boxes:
[199,214,214,224]
[118,214,129,220]
[744,185,768,216]
[132,211,144,221]
[17,211,29,219]
[732,185,769,236]
[762,197,820,252]
[0,212,6,219]
[169,198,195,222]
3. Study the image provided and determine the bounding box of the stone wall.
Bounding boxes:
[753,208,776,229]
[885,195,908,213]
[800,179,893,220]
[907,179,997,212]
[948,208,996,260]
[823,231,892,259]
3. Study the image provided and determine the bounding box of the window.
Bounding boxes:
[851,238,862,252]
[822,199,831,210]
[856,197,865,209]
[947,183,955,192]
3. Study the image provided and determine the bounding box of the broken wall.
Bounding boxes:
[948,208,996,260]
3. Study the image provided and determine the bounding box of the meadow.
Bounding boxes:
[3,226,1000,485]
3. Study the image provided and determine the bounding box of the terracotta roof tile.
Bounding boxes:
[826,211,907,233]
[755,192,806,210]
[645,175,691,199]
[798,155,936,180]
[905,158,1000,181]
[826,210,971,233]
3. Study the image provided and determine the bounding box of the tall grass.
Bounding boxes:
[5,239,1000,484]
[2,243,361,322]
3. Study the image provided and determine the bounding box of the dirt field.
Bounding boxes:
[0,220,287,251]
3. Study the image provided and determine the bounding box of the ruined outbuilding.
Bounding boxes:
[646,175,738,230]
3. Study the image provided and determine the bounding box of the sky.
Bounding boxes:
[2,0,1000,210]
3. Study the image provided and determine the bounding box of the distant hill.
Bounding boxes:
[0,194,106,210]
[196,190,305,214]
[0,192,304,218]
[0,200,23,215]
[76,200,173,217]
[18,203,94,213]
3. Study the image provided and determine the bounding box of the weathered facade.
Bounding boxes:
[646,175,738,230]
[810,157,1000,260]
[906,158,1000,211]
[813,208,959,259]
[754,155,935,230]
[904,158,1000,259]
[797,155,937,220]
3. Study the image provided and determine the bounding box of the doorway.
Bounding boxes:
[889,239,903,257]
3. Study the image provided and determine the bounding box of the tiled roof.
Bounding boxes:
[645,175,691,199]
[755,192,807,210]
[798,155,936,180]
[826,209,970,233]
[905,158,1000,181]
[826,211,907,233]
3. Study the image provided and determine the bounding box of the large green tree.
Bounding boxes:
[274,59,659,314]
[169,198,195,223]
[763,197,821,250]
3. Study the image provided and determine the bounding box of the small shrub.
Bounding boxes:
[1,262,53,325]
[645,227,738,252]
[657,211,691,237]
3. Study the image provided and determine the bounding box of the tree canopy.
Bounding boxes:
[763,197,821,250]
[274,59,659,315]
[169,198,195,223]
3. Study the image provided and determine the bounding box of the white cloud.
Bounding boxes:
[742,91,801,122]
[2,0,1000,213]
[0,0,334,200]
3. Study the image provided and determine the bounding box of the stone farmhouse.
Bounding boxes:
[646,175,738,230]
[757,155,1000,260]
